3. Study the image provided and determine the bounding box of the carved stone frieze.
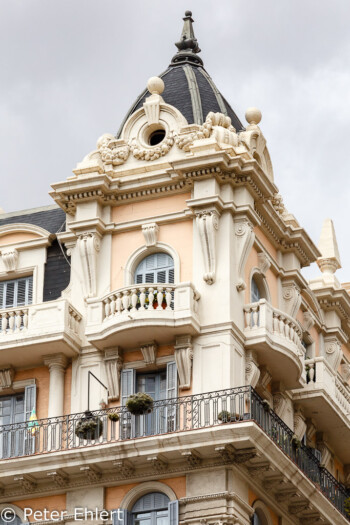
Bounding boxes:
[175,335,193,390]
[80,465,101,482]
[257,252,271,275]
[104,348,123,401]
[195,209,220,285]
[181,450,201,467]
[113,459,135,478]
[142,222,159,247]
[47,471,68,488]
[78,231,101,297]
[140,342,158,366]
[245,350,260,388]
[234,218,255,291]
[0,366,14,390]
[1,249,19,272]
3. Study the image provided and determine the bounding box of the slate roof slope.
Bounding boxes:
[117,11,243,136]
[0,205,66,233]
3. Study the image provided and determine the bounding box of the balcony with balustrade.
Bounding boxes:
[293,357,350,464]
[0,298,82,367]
[243,299,306,389]
[0,386,348,523]
[86,282,201,350]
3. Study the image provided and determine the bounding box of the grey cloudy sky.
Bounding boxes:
[1,0,349,281]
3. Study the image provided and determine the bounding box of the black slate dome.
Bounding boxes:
[117,11,244,136]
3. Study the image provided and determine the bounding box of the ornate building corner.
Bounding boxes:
[324,336,342,371]
[142,222,159,247]
[77,231,101,297]
[174,335,193,390]
[140,342,158,366]
[293,407,307,441]
[143,77,165,126]
[316,432,333,469]
[257,252,271,275]
[0,366,14,390]
[234,218,255,291]
[104,348,123,401]
[245,350,260,388]
[195,209,220,285]
[281,281,301,319]
[1,248,19,272]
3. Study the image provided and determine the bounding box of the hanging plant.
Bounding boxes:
[291,434,302,449]
[262,399,271,412]
[108,412,120,422]
[126,392,154,415]
[344,497,350,517]
[218,410,232,423]
[75,411,103,440]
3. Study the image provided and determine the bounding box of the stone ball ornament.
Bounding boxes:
[245,107,262,126]
[147,76,165,95]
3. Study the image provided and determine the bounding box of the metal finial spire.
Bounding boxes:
[170,11,203,67]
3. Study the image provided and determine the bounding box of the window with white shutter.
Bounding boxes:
[129,493,175,525]
[0,276,33,309]
[135,254,174,284]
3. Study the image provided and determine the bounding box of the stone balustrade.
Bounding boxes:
[244,299,304,355]
[0,308,29,334]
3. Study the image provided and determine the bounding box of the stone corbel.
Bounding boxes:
[174,335,193,390]
[257,252,271,275]
[1,248,19,272]
[0,366,14,390]
[281,281,301,319]
[104,348,123,401]
[324,336,342,372]
[245,350,260,388]
[316,432,332,468]
[78,231,101,297]
[255,366,272,402]
[234,218,255,291]
[305,418,317,446]
[140,342,158,366]
[142,222,159,247]
[303,311,315,333]
[195,209,220,285]
[293,406,307,441]
[340,362,350,383]
[272,392,288,421]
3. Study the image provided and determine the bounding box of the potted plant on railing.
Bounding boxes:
[75,411,103,440]
[291,434,302,450]
[344,496,350,518]
[218,410,232,423]
[126,392,154,415]
[108,412,120,422]
[261,399,271,412]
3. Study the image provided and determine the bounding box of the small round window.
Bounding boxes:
[149,129,166,146]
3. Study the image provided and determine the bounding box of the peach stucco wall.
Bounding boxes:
[245,246,278,307]
[112,194,191,224]
[14,367,49,420]
[13,494,66,520]
[111,220,192,289]
[254,226,278,261]
[0,232,41,246]
[105,477,186,509]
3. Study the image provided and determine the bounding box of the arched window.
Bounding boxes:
[135,253,174,284]
[251,276,261,303]
[132,493,170,525]
[0,513,22,525]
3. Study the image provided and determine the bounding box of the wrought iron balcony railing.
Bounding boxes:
[0,386,348,518]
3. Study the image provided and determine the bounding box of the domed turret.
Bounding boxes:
[117,11,243,136]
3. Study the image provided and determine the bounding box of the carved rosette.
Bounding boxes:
[78,231,101,297]
[104,349,123,401]
[142,222,159,247]
[1,249,19,272]
[175,335,193,390]
[195,209,220,285]
[324,336,342,372]
[234,218,255,291]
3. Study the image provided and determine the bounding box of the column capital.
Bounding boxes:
[43,353,69,371]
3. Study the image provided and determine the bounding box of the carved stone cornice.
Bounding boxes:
[104,348,123,401]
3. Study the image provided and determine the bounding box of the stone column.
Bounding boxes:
[43,353,68,418]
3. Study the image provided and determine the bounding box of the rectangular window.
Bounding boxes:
[0,276,33,309]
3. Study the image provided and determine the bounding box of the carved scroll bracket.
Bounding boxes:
[195,208,220,285]
[77,231,101,298]
[234,218,255,291]
[175,335,193,390]
[104,348,123,401]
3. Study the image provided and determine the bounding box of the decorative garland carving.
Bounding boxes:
[176,112,237,151]
[129,132,175,161]
[97,134,130,166]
